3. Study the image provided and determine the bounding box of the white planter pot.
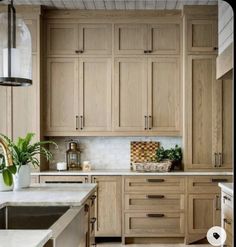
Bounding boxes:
[0,173,13,191]
[13,164,31,190]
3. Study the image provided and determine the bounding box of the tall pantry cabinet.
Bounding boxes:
[183,6,232,171]
[0,6,42,146]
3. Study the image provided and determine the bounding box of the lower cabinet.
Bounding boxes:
[91,176,122,237]
[186,176,232,244]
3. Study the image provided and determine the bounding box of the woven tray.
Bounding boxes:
[132,160,172,172]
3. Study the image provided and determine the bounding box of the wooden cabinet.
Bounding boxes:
[45,58,78,133]
[186,176,232,244]
[0,87,11,136]
[47,23,78,56]
[149,23,180,54]
[78,24,112,55]
[114,23,180,55]
[184,56,232,170]
[113,58,148,131]
[47,23,111,56]
[148,57,181,133]
[39,175,89,183]
[79,58,112,131]
[187,19,218,53]
[92,176,122,237]
[114,57,181,134]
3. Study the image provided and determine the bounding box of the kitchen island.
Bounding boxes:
[0,183,97,247]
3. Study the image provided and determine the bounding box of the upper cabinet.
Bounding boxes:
[47,23,112,56]
[187,19,218,53]
[0,88,11,136]
[115,23,180,55]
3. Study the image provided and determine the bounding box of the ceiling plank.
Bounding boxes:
[72,0,85,9]
[82,0,96,9]
[114,0,126,9]
[94,0,106,9]
[135,0,146,9]
[145,0,156,10]
[125,0,136,10]
[166,0,177,9]
[155,0,166,9]
[104,0,116,10]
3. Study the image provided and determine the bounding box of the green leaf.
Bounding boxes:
[2,169,13,186]
[8,165,17,174]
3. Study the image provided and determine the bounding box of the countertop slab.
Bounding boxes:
[32,169,233,176]
[219,182,233,196]
[0,230,52,247]
[0,183,97,207]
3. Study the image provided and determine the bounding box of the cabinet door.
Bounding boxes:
[219,79,232,169]
[185,56,220,169]
[78,24,111,55]
[114,24,148,55]
[47,23,78,56]
[46,58,78,132]
[114,58,148,131]
[149,23,180,54]
[79,58,111,131]
[148,57,181,134]
[188,194,221,234]
[0,87,11,137]
[12,55,38,141]
[92,176,121,237]
[187,19,217,53]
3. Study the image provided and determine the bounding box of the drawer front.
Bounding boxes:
[124,193,184,212]
[40,175,88,183]
[222,204,233,236]
[124,212,184,236]
[222,191,233,209]
[124,176,185,193]
[188,176,232,193]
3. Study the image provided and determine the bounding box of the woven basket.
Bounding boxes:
[132,160,172,172]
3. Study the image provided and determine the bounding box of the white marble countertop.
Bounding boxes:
[0,230,52,247]
[32,169,233,176]
[0,183,97,208]
[219,182,233,196]
[0,184,96,247]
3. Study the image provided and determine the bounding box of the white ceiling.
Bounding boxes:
[0,0,218,10]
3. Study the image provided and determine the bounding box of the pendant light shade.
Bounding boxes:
[0,1,32,86]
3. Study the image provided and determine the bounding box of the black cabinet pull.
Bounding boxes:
[147,179,165,183]
[80,115,83,130]
[76,115,79,130]
[213,47,218,50]
[147,195,164,199]
[223,195,231,201]
[144,116,148,130]
[211,178,228,183]
[147,214,164,217]
[224,218,231,225]
[45,181,82,183]
[144,50,148,53]
[75,50,84,54]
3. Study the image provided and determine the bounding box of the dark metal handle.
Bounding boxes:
[144,116,148,130]
[147,195,164,199]
[214,152,218,167]
[223,195,231,201]
[85,177,88,183]
[148,115,152,130]
[84,204,89,212]
[211,178,228,183]
[215,195,220,210]
[75,50,84,54]
[80,115,83,130]
[93,177,97,183]
[144,50,148,54]
[90,195,96,205]
[90,217,97,224]
[76,115,79,130]
[224,218,231,225]
[147,214,164,217]
[148,50,152,53]
[147,179,165,183]
[218,152,222,167]
[45,181,82,183]
[213,47,218,50]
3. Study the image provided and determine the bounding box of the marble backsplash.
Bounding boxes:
[48,136,182,170]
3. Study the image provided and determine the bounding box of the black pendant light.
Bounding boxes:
[0,0,32,86]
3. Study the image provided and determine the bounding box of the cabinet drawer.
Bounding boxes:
[124,176,185,193]
[40,175,88,183]
[124,212,184,236]
[222,204,233,236]
[188,176,232,193]
[222,192,233,209]
[124,193,184,212]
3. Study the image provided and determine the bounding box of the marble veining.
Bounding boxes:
[48,136,182,170]
[219,182,233,196]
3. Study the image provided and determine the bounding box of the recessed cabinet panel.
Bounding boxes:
[188,19,217,53]
[114,58,147,131]
[79,58,111,131]
[149,24,180,54]
[0,87,11,136]
[12,55,38,141]
[148,57,180,133]
[78,24,112,55]
[46,58,78,132]
[47,23,78,55]
[115,24,148,54]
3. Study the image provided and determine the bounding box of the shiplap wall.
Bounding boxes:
[218,0,233,54]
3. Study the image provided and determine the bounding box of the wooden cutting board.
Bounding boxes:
[130,141,160,163]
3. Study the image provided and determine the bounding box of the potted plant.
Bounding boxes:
[0,153,17,191]
[0,133,56,190]
[156,145,182,170]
